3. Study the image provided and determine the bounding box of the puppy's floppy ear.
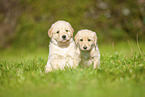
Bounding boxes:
[93,32,98,47]
[69,24,74,37]
[48,26,53,38]
[74,32,79,45]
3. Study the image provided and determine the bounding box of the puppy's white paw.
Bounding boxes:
[45,65,53,73]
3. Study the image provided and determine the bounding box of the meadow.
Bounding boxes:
[0,41,145,97]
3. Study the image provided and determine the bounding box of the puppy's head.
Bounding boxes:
[75,29,97,51]
[48,20,74,46]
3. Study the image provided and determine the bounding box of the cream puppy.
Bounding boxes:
[45,20,79,73]
[75,29,100,69]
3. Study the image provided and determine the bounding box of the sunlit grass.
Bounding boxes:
[0,41,145,97]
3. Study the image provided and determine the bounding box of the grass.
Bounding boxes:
[0,41,145,97]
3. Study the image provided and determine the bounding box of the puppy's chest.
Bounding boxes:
[80,52,94,66]
[58,48,73,56]
[81,52,90,59]
[50,43,75,57]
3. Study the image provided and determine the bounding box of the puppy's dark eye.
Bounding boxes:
[80,39,83,41]
[88,39,91,41]
[66,30,68,32]
[57,31,59,33]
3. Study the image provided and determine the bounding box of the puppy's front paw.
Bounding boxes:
[93,63,100,70]
[45,65,53,73]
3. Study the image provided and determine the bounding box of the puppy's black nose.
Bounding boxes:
[62,35,66,39]
[83,46,87,49]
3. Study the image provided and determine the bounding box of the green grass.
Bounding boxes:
[0,41,145,97]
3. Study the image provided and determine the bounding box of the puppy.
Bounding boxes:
[45,20,79,73]
[75,29,100,69]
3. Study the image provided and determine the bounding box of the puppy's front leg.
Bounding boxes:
[73,58,81,67]
[93,58,100,69]
[45,61,53,73]
[73,47,81,67]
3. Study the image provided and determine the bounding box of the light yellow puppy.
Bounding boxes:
[45,20,79,73]
[75,29,100,69]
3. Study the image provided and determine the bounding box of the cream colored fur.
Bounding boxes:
[75,29,100,69]
[45,20,80,73]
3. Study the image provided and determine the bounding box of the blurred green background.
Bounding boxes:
[0,0,144,49]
